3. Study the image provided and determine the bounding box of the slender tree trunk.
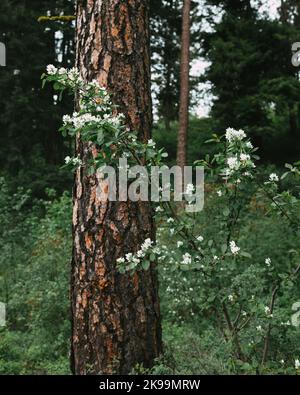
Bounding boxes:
[71,0,162,375]
[176,0,191,170]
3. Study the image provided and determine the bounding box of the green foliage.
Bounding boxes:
[202,3,300,163]
[0,179,71,374]
[153,116,217,165]
[0,0,75,197]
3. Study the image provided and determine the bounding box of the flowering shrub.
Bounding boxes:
[118,126,300,373]
[152,128,300,373]
[42,66,168,173]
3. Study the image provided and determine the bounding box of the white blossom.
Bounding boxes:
[125,253,133,261]
[196,235,204,242]
[228,295,234,302]
[227,156,240,171]
[147,139,156,147]
[217,190,223,197]
[295,359,300,369]
[177,241,183,248]
[225,127,246,142]
[68,67,79,81]
[185,183,195,195]
[137,250,145,258]
[62,115,72,125]
[256,325,262,331]
[229,241,240,255]
[264,306,271,315]
[265,257,271,267]
[132,257,140,265]
[240,153,250,162]
[141,238,152,252]
[65,156,82,166]
[72,157,82,166]
[182,253,192,265]
[46,64,57,75]
[269,173,279,182]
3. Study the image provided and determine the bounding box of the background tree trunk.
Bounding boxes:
[71,0,162,375]
[176,0,191,170]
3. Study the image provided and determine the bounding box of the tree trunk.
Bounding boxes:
[176,0,191,170]
[71,0,162,375]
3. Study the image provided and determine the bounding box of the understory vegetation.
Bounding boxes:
[1,147,299,374]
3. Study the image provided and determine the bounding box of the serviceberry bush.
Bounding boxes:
[153,129,300,374]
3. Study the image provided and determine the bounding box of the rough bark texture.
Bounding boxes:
[71,0,162,375]
[176,0,191,170]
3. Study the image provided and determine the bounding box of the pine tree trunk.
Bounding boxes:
[71,0,162,375]
[176,0,191,170]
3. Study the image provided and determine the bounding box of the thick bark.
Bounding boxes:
[71,0,162,375]
[176,0,191,170]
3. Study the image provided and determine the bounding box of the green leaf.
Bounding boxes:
[222,207,230,217]
[142,260,150,270]
[240,251,252,259]
[221,244,227,254]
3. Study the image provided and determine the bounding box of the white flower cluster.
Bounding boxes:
[64,156,82,167]
[222,128,256,179]
[227,156,240,171]
[264,306,273,318]
[185,183,195,195]
[225,127,246,143]
[46,64,58,75]
[182,253,192,265]
[116,238,154,268]
[147,139,156,147]
[295,359,300,369]
[269,173,279,182]
[229,240,240,255]
[240,153,251,162]
[46,65,80,81]
[62,111,124,131]
[63,112,100,128]
[265,257,271,267]
[226,153,255,176]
